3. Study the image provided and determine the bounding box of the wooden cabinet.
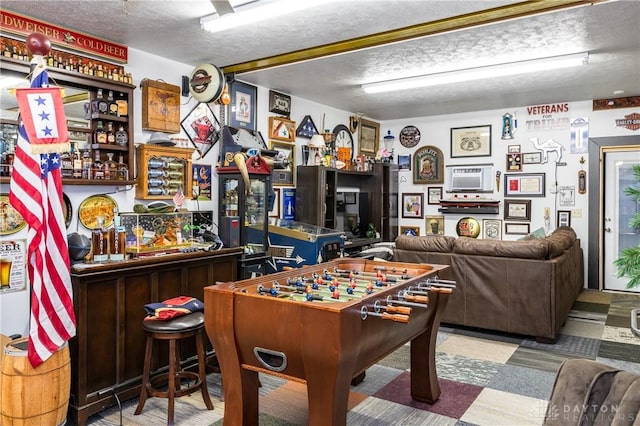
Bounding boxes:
[135,144,194,200]
[0,57,136,186]
[68,248,241,425]
[295,165,398,241]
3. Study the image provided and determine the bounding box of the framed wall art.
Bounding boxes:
[268,116,296,143]
[344,192,357,204]
[427,187,443,205]
[425,215,445,235]
[506,153,522,172]
[450,125,492,158]
[269,188,281,218]
[398,154,411,170]
[269,140,296,186]
[180,102,220,158]
[522,152,542,164]
[505,222,530,235]
[557,210,571,227]
[358,118,380,156]
[504,173,546,197]
[400,226,420,236]
[504,199,531,221]
[296,115,319,139]
[230,80,257,130]
[483,219,502,240]
[141,79,181,133]
[413,145,444,184]
[401,193,423,218]
[268,90,291,116]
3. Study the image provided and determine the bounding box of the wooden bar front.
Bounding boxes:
[68,248,241,425]
[204,258,452,426]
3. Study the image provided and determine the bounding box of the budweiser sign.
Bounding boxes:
[615,112,640,131]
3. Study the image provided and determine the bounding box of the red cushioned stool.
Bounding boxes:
[134,311,213,425]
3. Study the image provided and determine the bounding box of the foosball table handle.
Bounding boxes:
[381,312,410,323]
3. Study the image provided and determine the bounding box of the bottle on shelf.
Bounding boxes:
[60,148,73,178]
[81,149,92,179]
[117,154,128,180]
[107,90,118,116]
[91,216,109,264]
[94,120,107,144]
[109,209,126,262]
[91,88,109,116]
[104,152,117,180]
[116,98,128,117]
[92,150,104,180]
[106,122,116,144]
[72,144,83,179]
[115,124,128,146]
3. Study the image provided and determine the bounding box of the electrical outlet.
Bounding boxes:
[572,208,582,218]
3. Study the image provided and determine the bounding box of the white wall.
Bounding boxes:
[2,46,638,337]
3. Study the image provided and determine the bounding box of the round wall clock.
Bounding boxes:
[332,124,354,161]
[399,125,421,148]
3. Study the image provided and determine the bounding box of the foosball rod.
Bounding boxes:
[425,278,457,288]
[373,299,412,315]
[389,293,429,306]
[332,268,407,281]
[360,306,409,323]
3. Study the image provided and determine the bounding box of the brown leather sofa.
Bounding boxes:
[392,227,584,342]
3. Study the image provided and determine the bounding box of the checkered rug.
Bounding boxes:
[91,290,640,425]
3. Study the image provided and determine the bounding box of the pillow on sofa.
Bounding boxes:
[545,226,577,258]
[453,237,549,259]
[394,234,455,253]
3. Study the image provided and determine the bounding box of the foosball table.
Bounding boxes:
[204,258,454,426]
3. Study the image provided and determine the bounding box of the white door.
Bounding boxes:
[603,149,640,292]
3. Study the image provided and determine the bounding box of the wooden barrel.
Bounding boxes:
[0,338,70,426]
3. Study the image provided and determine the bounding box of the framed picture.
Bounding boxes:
[230,80,257,130]
[557,210,571,227]
[505,222,530,235]
[268,116,296,142]
[344,213,359,233]
[296,115,319,138]
[522,152,542,164]
[504,199,531,221]
[508,144,521,154]
[398,154,411,170]
[141,79,181,133]
[413,145,444,184]
[483,219,502,240]
[344,192,357,204]
[400,226,420,236]
[504,173,546,197]
[450,125,492,158]
[425,215,445,235]
[427,187,443,205]
[559,186,575,207]
[192,164,212,200]
[268,90,291,116]
[180,102,221,158]
[269,188,281,217]
[358,118,380,156]
[401,193,423,218]
[269,141,296,186]
[506,153,522,172]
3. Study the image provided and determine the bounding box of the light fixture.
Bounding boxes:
[362,52,589,94]
[201,0,324,34]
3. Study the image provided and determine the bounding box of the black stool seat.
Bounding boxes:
[134,311,213,425]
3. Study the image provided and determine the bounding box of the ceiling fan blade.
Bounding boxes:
[210,0,235,16]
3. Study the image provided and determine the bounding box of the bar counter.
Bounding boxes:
[68,247,242,425]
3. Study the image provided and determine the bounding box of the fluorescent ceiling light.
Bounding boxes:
[362,52,589,94]
[201,0,326,34]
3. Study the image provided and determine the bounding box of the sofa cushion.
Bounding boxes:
[394,234,455,253]
[453,237,549,259]
[546,226,577,258]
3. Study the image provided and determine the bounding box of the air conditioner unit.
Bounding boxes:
[445,164,494,192]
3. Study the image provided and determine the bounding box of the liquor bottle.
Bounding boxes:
[72,145,83,179]
[104,152,117,180]
[109,209,126,262]
[117,154,128,180]
[91,216,109,263]
[116,99,128,118]
[107,91,118,116]
[60,149,73,178]
[81,149,92,179]
[92,150,104,180]
[106,121,116,144]
[115,125,128,146]
[94,120,107,144]
[91,89,108,116]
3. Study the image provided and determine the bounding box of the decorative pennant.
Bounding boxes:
[15,87,69,153]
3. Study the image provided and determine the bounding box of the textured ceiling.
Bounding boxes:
[2,0,639,120]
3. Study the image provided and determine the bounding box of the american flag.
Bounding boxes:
[9,62,76,368]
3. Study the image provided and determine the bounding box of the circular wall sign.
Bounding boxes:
[399,125,421,148]
[189,63,224,103]
[456,217,481,238]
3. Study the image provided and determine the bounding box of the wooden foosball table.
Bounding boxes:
[204,258,454,426]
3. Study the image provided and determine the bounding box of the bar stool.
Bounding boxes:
[134,311,213,425]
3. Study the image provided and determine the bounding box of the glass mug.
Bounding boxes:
[0,257,12,288]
